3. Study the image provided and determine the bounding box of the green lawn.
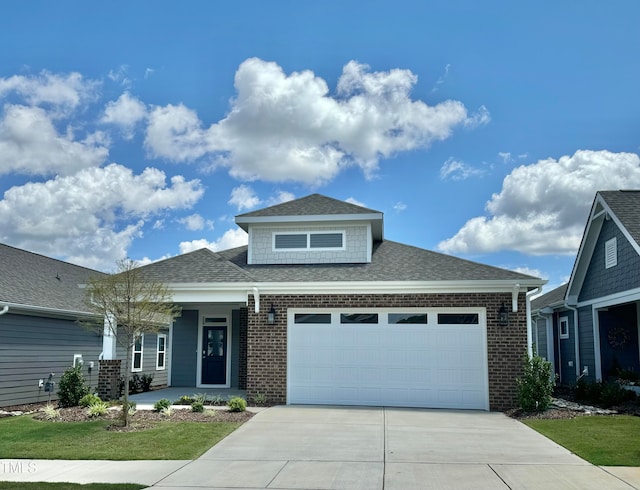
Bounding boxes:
[0,484,144,490]
[0,415,242,460]
[524,415,640,466]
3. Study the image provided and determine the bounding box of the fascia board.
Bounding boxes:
[0,301,97,320]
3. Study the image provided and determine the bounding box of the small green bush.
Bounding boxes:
[42,403,60,420]
[253,393,268,406]
[211,395,226,406]
[193,393,209,404]
[574,380,637,408]
[79,393,101,408]
[176,395,194,405]
[57,366,90,408]
[516,350,554,412]
[87,400,109,418]
[228,396,247,412]
[191,401,204,413]
[154,398,172,412]
[140,373,154,392]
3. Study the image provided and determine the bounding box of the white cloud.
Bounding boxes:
[267,191,295,206]
[179,213,213,231]
[107,65,131,88]
[438,150,640,256]
[0,164,204,269]
[179,228,248,254]
[440,157,483,180]
[144,58,486,184]
[511,267,546,279]
[228,185,261,211]
[0,104,109,176]
[345,197,366,207]
[393,202,407,212]
[498,152,512,164]
[101,92,147,139]
[0,71,100,114]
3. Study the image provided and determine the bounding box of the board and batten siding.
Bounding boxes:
[534,317,548,360]
[0,313,102,407]
[577,306,596,382]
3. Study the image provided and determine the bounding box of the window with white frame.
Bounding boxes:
[605,237,617,269]
[132,334,143,372]
[559,316,569,339]
[156,334,167,370]
[273,231,344,251]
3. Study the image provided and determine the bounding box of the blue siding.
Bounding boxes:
[577,307,596,382]
[579,219,640,302]
[535,318,548,360]
[171,309,198,386]
[0,313,102,406]
[557,311,576,383]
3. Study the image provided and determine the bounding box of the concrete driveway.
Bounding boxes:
[152,405,639,490]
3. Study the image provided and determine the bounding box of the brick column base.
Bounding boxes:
[98,360,121,400]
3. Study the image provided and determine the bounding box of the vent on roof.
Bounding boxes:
[605,237,617,269]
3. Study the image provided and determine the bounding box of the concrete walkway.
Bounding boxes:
[2,406,640,489]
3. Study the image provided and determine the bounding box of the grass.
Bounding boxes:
[0,415,242,460]
[0,484,144,490]
[524,415,640,466]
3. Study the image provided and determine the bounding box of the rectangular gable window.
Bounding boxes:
[275,234,307,249]
[605,237,617,269]
[389,313,428,324]
[132,334,143,372]
[295,313,332,324]
[559,316,569,339]
[156,334,167,370]
[341,313,378,324]
[310,233,343,249]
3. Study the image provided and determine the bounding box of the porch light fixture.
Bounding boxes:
[267,304,276,325]
[498,303,509,327]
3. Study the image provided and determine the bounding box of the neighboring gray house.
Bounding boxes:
[531,190,640,384]
[134,194,545,411]
[0,244,169,407]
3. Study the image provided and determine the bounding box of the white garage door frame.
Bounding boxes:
[287,307,489,410]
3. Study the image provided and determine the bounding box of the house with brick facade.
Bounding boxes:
[532,190,640,386]
[131,194,544,411]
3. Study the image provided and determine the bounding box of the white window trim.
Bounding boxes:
[156,334,167,370]
[132,334,144,372]
[272,231,346,252]
[559,316,569,340]
[605,237,617,269]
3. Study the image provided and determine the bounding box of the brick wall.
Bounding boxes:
[97,359,121,401]
[246,292,527,411]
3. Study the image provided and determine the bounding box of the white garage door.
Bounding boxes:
[287,308,488,410]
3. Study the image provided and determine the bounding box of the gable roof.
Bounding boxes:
[566,190,640,303]
[0,243,105,316]
[136,240,541,286]
[235,194,385,241]
[531,283,568,312]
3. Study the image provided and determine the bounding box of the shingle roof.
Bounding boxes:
[600,190,640,246]
[0,243,105,314]
[136,240,539,284]
[531,283,568,311]
[236,194,381,218]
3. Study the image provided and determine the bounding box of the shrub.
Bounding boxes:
[516,350,554,412]
[211,395,226,406]
[79,393,101,408]
[42,404,60,420]
[161,406,173,417]
[57,366,90,408]
[228,396,247,412]
[176,395,194,405]
[154,398,172,412]
[253,393,268,406]
[140,374,154,392]
[193,393,209,404]
[126,401,137,415]
[191,401,204,413]
[87,400,109,418]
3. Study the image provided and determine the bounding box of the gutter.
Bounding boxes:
[0,304,8,316]
[565,301,581,380]
[525,286,543,357]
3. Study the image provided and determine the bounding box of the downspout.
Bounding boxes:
[525,286,541,357]
[0,304,8,316]
[565,302,581,380]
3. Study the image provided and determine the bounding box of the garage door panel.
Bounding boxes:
[288,310,488,410]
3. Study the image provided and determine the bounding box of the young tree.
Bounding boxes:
[83,259,181,426]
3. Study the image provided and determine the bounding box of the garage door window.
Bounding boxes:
[340,313,378,324]
[438,313,479,324]
[294,313,332,324]
[388,313,428,324]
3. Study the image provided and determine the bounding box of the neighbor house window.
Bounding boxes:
[273,231,344,251]
[156,334,167,370]
[605,237,617,269]
[559,316,569,339]
[132,334,143,372]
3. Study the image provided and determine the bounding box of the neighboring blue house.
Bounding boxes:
[532,190,640,384]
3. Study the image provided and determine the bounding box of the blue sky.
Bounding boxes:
[1,1,639,292]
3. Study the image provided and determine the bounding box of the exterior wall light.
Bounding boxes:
[267,304,276,325]
[498,303,509,327]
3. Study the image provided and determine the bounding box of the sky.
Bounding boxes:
[1,1,639,292]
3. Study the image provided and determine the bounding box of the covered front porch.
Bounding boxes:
[598,301,640,381]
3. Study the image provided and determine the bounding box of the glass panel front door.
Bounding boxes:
[202,326,227,385]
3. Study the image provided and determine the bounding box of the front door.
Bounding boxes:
[202,326,227,385]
